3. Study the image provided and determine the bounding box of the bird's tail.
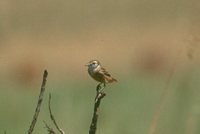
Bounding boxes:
[106,77,117,83]
[111,77,117,82]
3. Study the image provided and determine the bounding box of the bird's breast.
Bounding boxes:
[88,68,105,83]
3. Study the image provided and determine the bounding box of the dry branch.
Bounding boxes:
[44,121,56,134]
[28,70,48,134]
[89,84,106,134]
[48,93,65,134]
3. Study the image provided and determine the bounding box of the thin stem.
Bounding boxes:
[48,93,65,134]
[28,70,48,134]
[148,48,182,134]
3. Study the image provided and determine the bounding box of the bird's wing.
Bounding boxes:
[99,67,111,77]
[99,67,117,83]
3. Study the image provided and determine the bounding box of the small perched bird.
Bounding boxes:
[85,60,117,87]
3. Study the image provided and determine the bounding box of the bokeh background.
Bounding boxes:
[0,0,200,133]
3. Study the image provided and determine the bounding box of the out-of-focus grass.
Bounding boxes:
[0,76,160,134]
[0,0,200,133]
[0,71,200,134]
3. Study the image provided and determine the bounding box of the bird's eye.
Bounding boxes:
[92,62,95,65]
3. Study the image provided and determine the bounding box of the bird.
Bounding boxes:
[85,60,117,88]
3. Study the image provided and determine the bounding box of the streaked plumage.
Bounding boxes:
[86,60,117,84]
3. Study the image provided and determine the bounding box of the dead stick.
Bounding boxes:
[89,85,106,134]
[28,70,48,134]
[44,121,56,134]
[48,93,65,134]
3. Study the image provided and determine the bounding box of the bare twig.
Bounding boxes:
[28,70,48,134]
[48,93,65,134]
[44,121,56,134]
[89,84,106,134]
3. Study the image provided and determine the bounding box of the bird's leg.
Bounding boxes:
[102,82,106,91]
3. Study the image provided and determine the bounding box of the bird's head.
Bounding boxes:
[85,60,101,70]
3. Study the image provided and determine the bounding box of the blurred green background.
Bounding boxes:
[0,0,200,134]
